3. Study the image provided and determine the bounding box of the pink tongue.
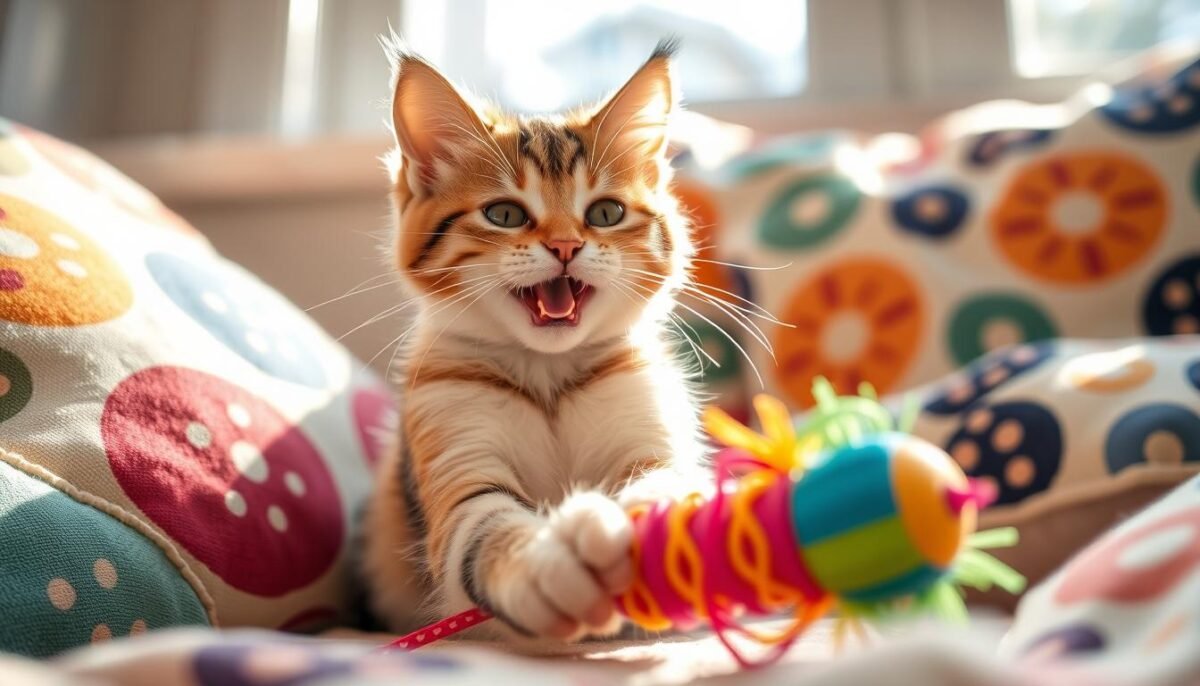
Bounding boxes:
[534,278,576,318]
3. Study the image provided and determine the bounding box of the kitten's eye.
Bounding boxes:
[585,199,625,228]
[483,202,528,228]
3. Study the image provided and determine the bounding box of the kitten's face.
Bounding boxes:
[388,44,689,354]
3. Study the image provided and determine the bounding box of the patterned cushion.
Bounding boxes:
[1004,472,1200,684]
[910,336,1200,601]
[677,53,1200,414]
[672,51,1200,594]
[0,121,396,657]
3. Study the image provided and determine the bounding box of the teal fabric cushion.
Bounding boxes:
[0,460,209,657]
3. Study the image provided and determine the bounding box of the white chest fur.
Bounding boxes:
[403,337,702,505]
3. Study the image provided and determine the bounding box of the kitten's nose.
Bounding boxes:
[544,239,583,264]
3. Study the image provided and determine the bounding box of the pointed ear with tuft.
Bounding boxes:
[588,39,679,167]
[389,52,492,184]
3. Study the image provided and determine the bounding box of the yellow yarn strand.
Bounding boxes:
[703,407,772,457]
[726,470,801,610]
[743,594,834,647]
[619,506,672,631]
[663,494,708,619]
[752,394,803,473]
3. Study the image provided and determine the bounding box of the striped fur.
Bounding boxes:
[362,39,708,647]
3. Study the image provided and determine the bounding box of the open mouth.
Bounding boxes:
[512,276,593,327]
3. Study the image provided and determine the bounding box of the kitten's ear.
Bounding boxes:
[588,39,679,162]
[388,49,490,180]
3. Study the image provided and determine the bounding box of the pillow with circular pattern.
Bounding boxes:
[0,119,396,657]
[677,51,1200,415]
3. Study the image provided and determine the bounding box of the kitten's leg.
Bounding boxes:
[475,465,708,640]
[435,488,634,642]
[361,446,435,632]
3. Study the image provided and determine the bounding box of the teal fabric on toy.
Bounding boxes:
[0,461,209,657]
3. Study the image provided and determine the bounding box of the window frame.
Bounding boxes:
[41,0,1185,206]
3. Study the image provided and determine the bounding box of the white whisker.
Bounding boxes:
[409,279,504,383]
[612,279,718,372]
[622,278,765,388]
[622,251,795,272]
[621,266,788,326]
[336,271,500,342]
[305,274,401,312]
[365,277,498,375]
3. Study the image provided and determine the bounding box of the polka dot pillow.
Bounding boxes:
[1003,471,1200,684]
[909,336,1200,603]
[676,52,1200,413]
[0,120,396,657]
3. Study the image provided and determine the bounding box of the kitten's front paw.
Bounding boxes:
[487,492,633,640]
[549,491,635,594]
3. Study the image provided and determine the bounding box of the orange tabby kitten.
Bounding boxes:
[362,39,707,644]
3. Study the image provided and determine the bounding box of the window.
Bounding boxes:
[402,0,808,113]
[3,0,1197,143]
[1010,0,1200,77]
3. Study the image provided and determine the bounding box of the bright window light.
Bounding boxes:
[281,0,322,135]
[1011,0,1200,78]
[404,0,807,113]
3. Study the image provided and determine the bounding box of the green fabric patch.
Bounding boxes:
[802,516,924,594]
[0,460,209,657]
[0,347,33,423]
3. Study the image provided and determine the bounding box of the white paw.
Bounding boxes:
[487,492,633,640]
[549,491,634,593]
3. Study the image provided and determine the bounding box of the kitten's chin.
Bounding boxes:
[513,326,595,355]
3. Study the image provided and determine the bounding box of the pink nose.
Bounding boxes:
[544,239,583,263]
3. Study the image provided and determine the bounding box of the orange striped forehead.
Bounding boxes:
[393,112,669,280]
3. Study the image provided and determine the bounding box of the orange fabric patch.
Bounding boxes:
[990,152,1167,284]
[673,179,732,301]
[892,438,972,567]
[0,193,133,326]
[772,257,925,407]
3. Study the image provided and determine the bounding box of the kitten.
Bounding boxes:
[362,39,707,645]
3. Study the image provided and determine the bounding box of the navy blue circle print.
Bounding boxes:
[193,639,459,686]
[729,265,755,305]
[1105,404,1200,474]
[944,400,1063,506]
[1188,359,1200,392]
[891,185,970,239]
[967,128,1054,167]
[147,252,327,387]
[1142,255,1200,336]
[924,341,1055,416]
[1101,58,1200,135]
[1022,624,1106,660]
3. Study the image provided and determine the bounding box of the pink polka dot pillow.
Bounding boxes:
[0,120,395,656]
[1003,472,1200,683]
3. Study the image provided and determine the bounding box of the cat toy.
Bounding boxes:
[384,380,1025,667]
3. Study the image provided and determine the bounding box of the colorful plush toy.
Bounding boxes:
[386,380,1025,667]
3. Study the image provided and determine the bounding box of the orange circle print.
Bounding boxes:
[773,257,925,407]
[673,179,734,302]
[0,194,133,326]
[990,152,1167,284]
